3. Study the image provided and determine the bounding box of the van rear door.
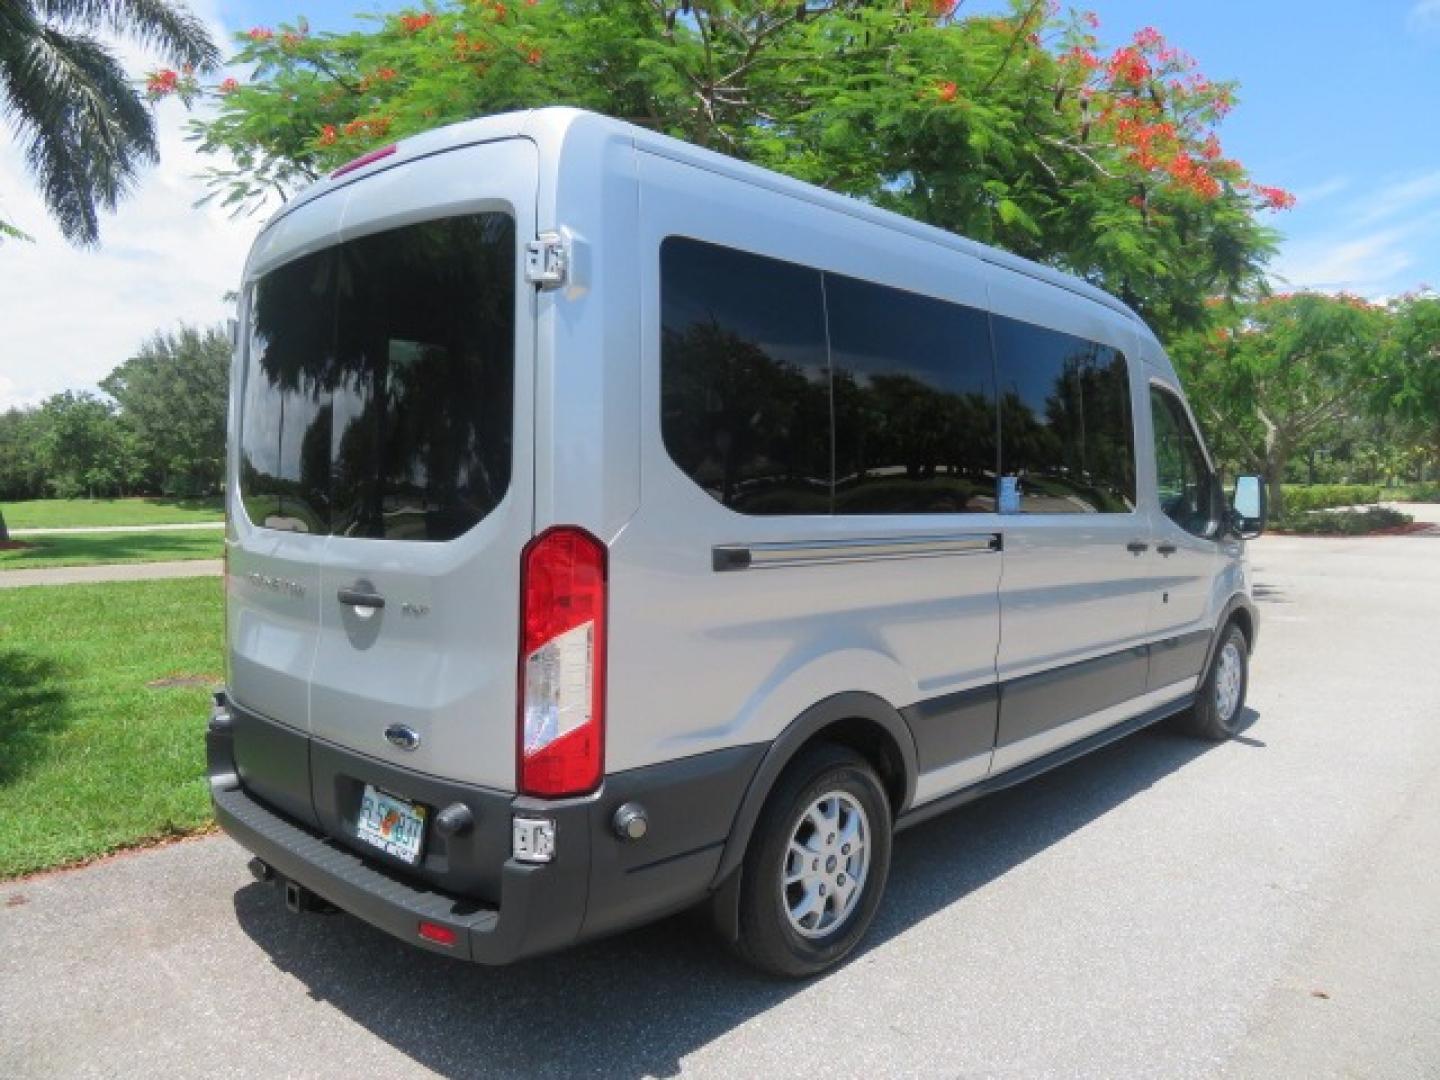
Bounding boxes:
[309,140,537,793]
[230,138,536,805]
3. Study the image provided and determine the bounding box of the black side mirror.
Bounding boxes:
[1229,475,1266,538]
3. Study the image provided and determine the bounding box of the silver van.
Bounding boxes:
[209,107,1266,977]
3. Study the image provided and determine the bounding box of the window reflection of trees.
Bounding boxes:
[239,214,514,541]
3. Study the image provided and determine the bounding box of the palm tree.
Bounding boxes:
[0,0,219,247]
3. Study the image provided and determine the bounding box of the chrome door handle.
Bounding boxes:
[1156,542,1178,557]
[1126,539,1150,555]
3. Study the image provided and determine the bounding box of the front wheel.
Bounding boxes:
[733,744,892,978]
[1172,623,1250,740]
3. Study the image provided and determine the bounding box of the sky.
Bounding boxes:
[1,0,1438,411]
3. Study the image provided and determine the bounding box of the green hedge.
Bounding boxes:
[1397,484,1440,503]
[1282,484,1383,513]
[1271,507,1412,536]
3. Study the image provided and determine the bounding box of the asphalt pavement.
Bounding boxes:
[3,527,1439,1078]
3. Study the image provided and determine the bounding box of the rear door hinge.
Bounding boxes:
[525,232,568,289]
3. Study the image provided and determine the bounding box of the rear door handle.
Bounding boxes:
[1156,542,1178,557]
[337,587,385,609]
[1126,539,1150,555]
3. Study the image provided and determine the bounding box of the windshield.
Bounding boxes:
[239,212,515,541]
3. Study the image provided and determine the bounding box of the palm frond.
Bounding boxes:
[1,27,157,245]
[34,0,220,71]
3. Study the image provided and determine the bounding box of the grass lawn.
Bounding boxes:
[0,529,223,569]
[1,496,223,530]
[0,578,223,878]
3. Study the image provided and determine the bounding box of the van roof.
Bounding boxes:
[264,106,1152,338]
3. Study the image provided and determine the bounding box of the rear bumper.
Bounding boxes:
[207,692,763,964]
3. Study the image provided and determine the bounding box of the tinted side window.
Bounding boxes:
[1151,385,1218,537]
[826,274,997,514]
[661,238,832,515]
[242,250,335,534]
[993,316,1136,513]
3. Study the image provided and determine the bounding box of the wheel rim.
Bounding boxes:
[782,791,871,940]
[1214,640,1243,724]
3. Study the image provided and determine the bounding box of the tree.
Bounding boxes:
[101,324,231,496]
[190,1,1292,338]
[1383,292,1440,476]
[1170,293,1390,516]
[0,0,219,245]
[32,391,134,498]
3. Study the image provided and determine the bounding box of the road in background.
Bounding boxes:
[2,529,1439,1078]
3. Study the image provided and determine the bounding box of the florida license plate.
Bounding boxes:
[355,785,427,864]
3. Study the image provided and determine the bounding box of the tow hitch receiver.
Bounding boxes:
[283,878,337,915]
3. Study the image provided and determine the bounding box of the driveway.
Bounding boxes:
[3,528,1440,1078]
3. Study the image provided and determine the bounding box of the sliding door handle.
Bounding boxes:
[1126,539,1150,555]
[1156,542,1178,557]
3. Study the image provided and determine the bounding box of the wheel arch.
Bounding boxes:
[707,691,917,941]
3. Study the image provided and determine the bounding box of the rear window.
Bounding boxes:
[240,213,515,541]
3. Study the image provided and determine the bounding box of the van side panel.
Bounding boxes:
[609,150,1003,787]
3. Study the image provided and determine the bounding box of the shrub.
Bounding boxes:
[1397,484,1440,503]
[1271,507,1413,536]
[1282,484,1383,513]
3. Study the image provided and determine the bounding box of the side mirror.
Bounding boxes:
[1229,475,1266,539]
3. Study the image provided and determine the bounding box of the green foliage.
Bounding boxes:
[1270,506,1413,536]
[1281,484,1382,514]
[1379,292,1440,469]
[191,0,1292,338]
[0,0,219,245]
[34,391,141,499]
[1395,483,1440,503]
[0,409,47,501]
[1170,293,1392,516]
[0,578,221,878]
[100,324,230,497]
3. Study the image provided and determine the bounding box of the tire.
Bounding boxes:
[1170,623,1249,741]
[732,743,892,978]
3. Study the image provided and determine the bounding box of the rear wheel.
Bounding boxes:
[733,744,892,978]
[1171,623,1249,740]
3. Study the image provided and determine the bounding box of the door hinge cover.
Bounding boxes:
[525,232,568,289]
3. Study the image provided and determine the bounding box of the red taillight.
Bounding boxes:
[517,526,607,798]
[331,143,396,178]
[418,921,457,946]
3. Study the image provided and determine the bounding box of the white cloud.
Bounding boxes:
[1408,0,1440,33]
[0,2,268,412]
[1270,171,1440,297]
[1271,227,1419,294]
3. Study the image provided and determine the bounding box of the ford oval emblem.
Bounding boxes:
[384,723,421,751]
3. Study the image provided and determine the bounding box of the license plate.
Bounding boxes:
[355,785,428,865]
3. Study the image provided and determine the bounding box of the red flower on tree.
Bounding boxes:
[248,27,273,41]
[146,68,179,98]
[1254,185,1296,210]
[219,77,240,94]
[400,12,436,32]
[936,80,958,102]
